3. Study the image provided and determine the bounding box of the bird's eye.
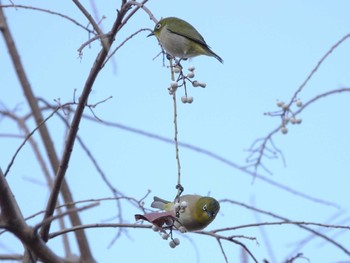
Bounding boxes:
[155,23,161,30]
[202,204,208,211]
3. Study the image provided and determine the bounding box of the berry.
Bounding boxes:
[173,238,180,245]
[169,241,176,248]
[281,127,288,134]
[180,201,188,208]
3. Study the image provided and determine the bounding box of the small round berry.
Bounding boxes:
[178,226,187,233]
[162,233,169,240]
[181,96,188,103]
[169,240,176,248]
[276,101,285,108]
[296,118,302,124]
[198,82,207,88]
[174,203,180,210]
[173,238,180,246]
[290,118,297,124]
[187,97,194,104]
[282,104,289,110]
[192,81,199,87]
[296,100,303,107]
[170,81,178,89]
[188,65,195,72]
[281,127,288,134]
[152,225,160,232]
[165,218,174,226]
[173,66,181,73]
[180,201,188,208]
[186,72,195,78]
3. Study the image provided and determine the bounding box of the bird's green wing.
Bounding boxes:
[166,19,210,48]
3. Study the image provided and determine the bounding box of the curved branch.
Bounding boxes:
[221,199,350,257]
[0,4,94,34]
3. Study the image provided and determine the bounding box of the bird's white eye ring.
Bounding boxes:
[202,204,207,211]
[155,23,161,29]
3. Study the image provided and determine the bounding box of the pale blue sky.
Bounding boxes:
[1,1,350,262]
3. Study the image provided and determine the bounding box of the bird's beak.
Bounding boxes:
[147,32,154,37]
[206,211,215,218]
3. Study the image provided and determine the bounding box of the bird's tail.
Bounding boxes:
[151,196,170,209]
[211,50,224,64]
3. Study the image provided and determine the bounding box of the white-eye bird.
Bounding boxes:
[148,17,223,63]
[151,194,220,231]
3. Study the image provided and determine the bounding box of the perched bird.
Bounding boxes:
[151,194,220,231]
[148,17,223,63]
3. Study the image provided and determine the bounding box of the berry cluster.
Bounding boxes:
[168,64,207,104]
[150,200,188,248]
[277,99,303,134]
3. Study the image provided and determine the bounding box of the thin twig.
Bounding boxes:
[213,221,350,233]
[71,112,340,208]
[216,238,229,263]
[34,202,99,234]
[288,32,350,106]
[3,104,64,177]
[293,87,350,116]
[118,0,151,32]
[72,0,109,51]
[123,0,157,23]
[0,4,95,34]
[220,199,350,257]
[49,223,152,239]
[194,230,259,263]
[15,101,340,209]
[103,28,151,67]
[247,33,350,176]
[170,59,183,202]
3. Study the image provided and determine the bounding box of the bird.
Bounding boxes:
[148,17,223,63]
[151,194,220,231]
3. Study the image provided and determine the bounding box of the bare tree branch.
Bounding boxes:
[0,4,95,34]
[0,169,63,262]
[0,6,93,261]
[220,199,350,257]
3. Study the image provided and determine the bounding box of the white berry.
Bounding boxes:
[282,104,289,110]
[181,96,188,103]
[152,225,159,232]
[165,218,174,226]
[192,81,199,87]
[162,233,169,240]
[198,82,206,88]
[173,66,181,73]
[178,226,187,233]
[170,81,178,89]
[169,241,176,248]
[173,238,180,245]
[276,101,285,108]
[188,65,195,71]
[187,72,195,78]
[281,127,288,134]
[180,201,188,208]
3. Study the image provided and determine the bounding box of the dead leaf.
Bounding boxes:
[135,211,176,228]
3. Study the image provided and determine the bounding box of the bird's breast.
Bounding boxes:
[158,27,196,58]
